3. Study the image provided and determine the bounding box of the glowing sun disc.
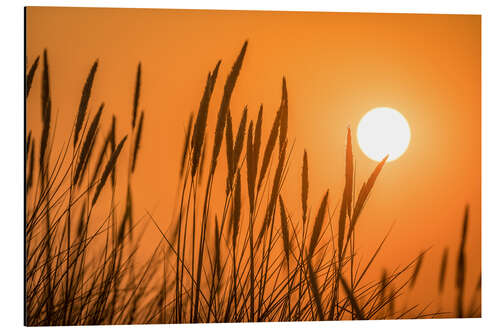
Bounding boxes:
[357,107,411,162]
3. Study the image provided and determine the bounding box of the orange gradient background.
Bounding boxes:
[26,7,481,316]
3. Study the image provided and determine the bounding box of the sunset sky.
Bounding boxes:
[26,7,480,314]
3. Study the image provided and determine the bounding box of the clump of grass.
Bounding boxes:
[25,41,479,326]
[25,53,149,326]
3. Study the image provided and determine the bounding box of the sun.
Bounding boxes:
[357,107,411,162]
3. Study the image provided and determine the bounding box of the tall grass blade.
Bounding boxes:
[338,195,347,262]
[232,171,242,248]
[132,110,145,173]
[225,110,234,192]
[180,113,194,176]
[456,205,469,317]
[26,55,40,98]
[345,127,353,218]
[191,61,221,178]
[92,136,127,206]
[253,104,263,167]
[279,195,290,262]
[76,202,87,238]
[257,105,281,191]
[91,130,111,185]
[198,137,207,184]
[279,77,288,149]
[39,98,51,177]
[39,50,51,178]
[109,115,117,188]
[351,155,388,228]
[73,103,103,185]
[301,150,308,225]
[27,138,35,191]
[26,131,32,156]
[308,190,329,257]
[214,215,222,279]
[74,60,98,147]
[209,41,247,175]
[409,251,425,289]
[246,121,255,212]
[132,62,141,129]
[233,106,247,168]
[41,49,50,123]
[338,129,354,261]
[379,269,388,310]
[257,141,287,246]
[438,247,449,293]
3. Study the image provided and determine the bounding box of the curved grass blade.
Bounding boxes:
[73,104,103,185]
[301,150,308,225]
[209,41,248,175]
[26,55,40,98]
[253,104,263,167]
[409,251,425,289]
[308,190,329,257]
[233,106,248,167]
[132,110,145,173]
[92,136,127,206]
[191,61,221,178]
[180,112,194,177]
[74,60,98,147]
[257,106,280,191]
[132,62,141,129]
[246,121,255,212]
[438,247,449,293]
[279,195,290,262]
[279,77,288,149]
[225,110,234,192]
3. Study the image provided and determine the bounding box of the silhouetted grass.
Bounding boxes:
[25,42,480,326]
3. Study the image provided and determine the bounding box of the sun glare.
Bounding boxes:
[357,107,411,162]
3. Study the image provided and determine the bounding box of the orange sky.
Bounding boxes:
[26,7,480,316]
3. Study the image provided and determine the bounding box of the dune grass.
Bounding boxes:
[25,42,480,326]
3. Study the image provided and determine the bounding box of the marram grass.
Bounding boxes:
[25,42,480,326]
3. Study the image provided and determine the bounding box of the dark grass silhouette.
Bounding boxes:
[25,42,480,326]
